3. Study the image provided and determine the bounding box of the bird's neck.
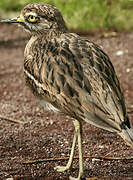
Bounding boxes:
[32,27,68,40]
[46,29,66,39]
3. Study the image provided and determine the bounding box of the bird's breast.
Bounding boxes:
[24,36,38,57]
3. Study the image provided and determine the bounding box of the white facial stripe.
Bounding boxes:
[25,12,38,17]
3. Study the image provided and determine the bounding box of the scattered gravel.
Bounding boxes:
[0,25,133,179]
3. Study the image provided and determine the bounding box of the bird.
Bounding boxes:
[1,3,133,180]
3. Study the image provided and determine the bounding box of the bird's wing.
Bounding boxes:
[77,38,128,131]
[39,33,130,132]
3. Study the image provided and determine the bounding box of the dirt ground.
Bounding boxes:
[0,24,133,180]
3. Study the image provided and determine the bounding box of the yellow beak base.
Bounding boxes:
[1,16,24,24]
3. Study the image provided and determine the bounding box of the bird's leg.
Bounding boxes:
[69,120,84,180]
[55,120,84,180]
[54,119,77,172]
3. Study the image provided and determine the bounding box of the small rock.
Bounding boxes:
[116,50,124,56]
[126,68,131,73]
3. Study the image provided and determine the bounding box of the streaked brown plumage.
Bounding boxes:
[2,3,133,180]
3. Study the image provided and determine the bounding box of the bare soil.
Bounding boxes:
[0,24,133,180]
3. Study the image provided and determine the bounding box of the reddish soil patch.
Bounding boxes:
[0,24,133,180]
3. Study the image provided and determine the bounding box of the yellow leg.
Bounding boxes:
[54,120,77,172]
[69,120,84,180]
[55,120,84,180]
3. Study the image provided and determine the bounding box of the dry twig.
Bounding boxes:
[0,114,25,124]
[23,155,133,164]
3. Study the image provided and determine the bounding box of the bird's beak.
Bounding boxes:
[1,16,24,24]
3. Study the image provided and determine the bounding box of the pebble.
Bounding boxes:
[116,50,124,56]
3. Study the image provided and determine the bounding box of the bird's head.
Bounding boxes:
[1,3,67,36]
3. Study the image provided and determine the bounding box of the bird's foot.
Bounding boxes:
[69,176,80,180]
[55,166,84,180]
[54,165,69,172]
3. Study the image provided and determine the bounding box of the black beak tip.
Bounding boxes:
[0,19,18,24]
[1,19,11,23]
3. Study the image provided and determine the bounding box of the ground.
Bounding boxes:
[0,24,133,180]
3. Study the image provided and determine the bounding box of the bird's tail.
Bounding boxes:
[119,125,133,148]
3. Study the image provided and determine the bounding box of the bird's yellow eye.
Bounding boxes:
[28,15,38,23]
